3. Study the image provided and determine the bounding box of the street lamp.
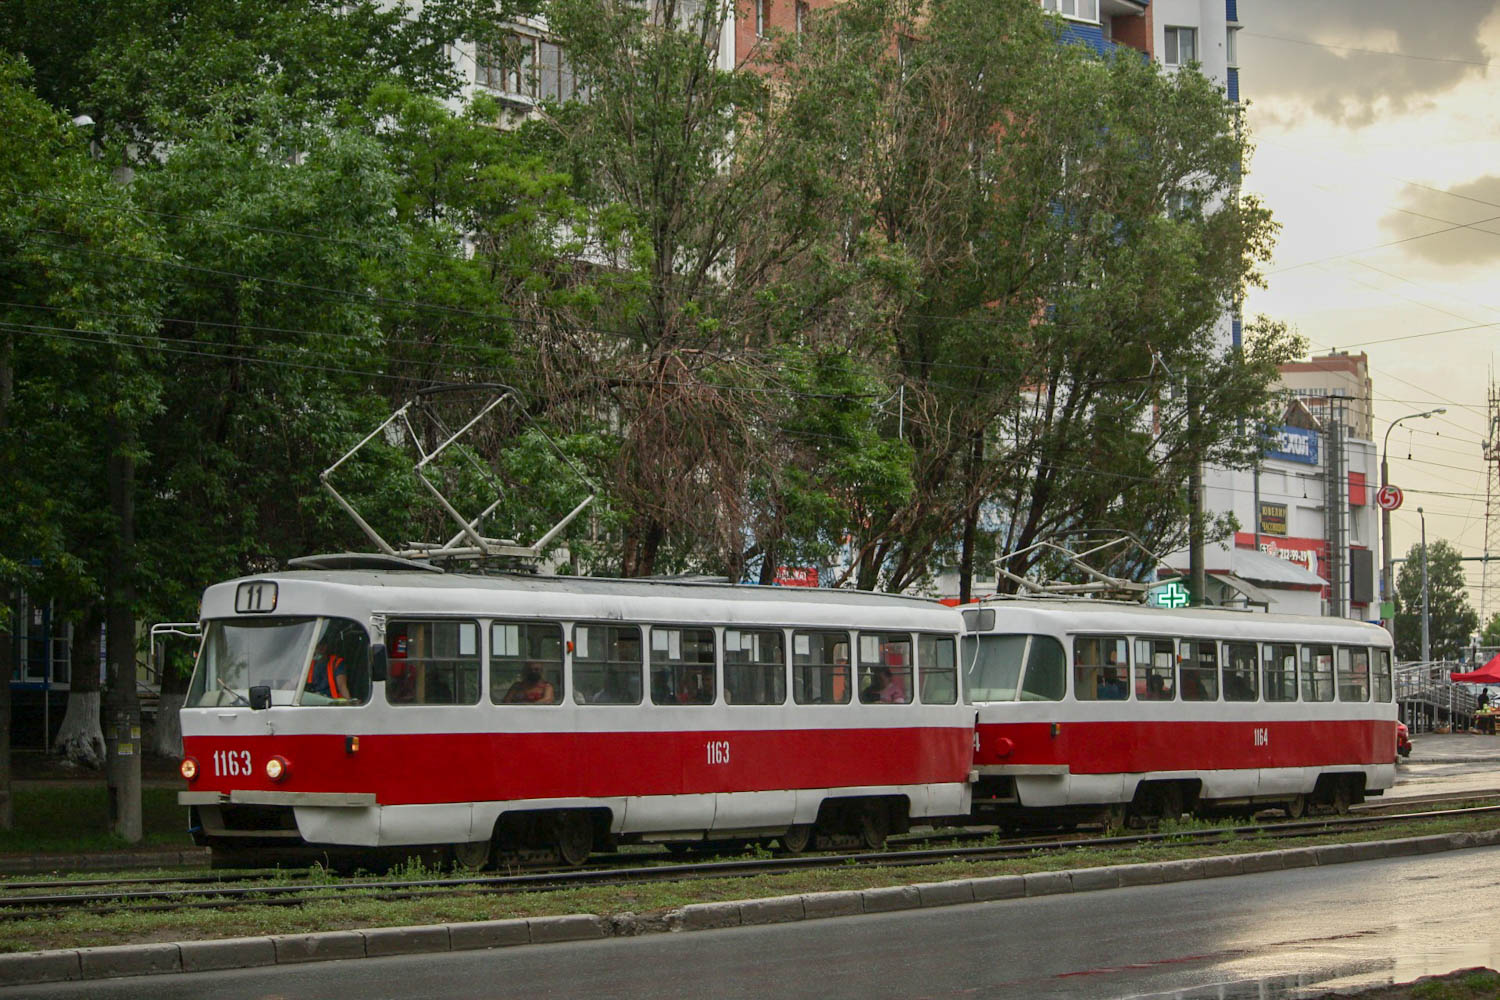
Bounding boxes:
[1382,408,1445,641]
[1418,505,1430,666]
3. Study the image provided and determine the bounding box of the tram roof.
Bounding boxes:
[200,566,961,629]
[968,595,1392,644]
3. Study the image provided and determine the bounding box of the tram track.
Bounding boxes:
[4,799,1499,923]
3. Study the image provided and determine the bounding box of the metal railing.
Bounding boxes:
[1396,661,1480,731]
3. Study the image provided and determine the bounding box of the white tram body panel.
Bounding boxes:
[179,570,973,854]
[964,600,1397,819]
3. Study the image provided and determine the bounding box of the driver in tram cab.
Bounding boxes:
[306,636,350,700]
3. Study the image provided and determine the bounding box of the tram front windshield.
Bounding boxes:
[186,617,369,707]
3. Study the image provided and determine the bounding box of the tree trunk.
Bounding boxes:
[103,416,142,843]
[958,429,985,604]
[151,641,192,759]
[0,332,14,828]
[0,590,13,831]
[53,605,105,769]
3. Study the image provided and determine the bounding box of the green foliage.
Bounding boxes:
[1394,538,1478,661]
[2,0,1300,608]
[1479,612,1500,650]
[0,55,167,610]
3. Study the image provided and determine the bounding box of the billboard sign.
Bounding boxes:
[1266,425,1319,465]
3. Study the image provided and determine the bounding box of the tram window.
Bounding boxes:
[1223,642,1258,701]
[192,617,358,709]
[1373,648,1393,702]
[1179,640,1219,701]
[1301,644,1335,702]
[966,635,1027,701]
[961,608,995,631]
[1020,635,1066,701]
[1262,643,1297,702]
[918,634,958,704]
[386,620,480,706]
[1073,635,1128,701]
[1134,638,1176,700]
[724,629,786,705]
[651,627,716,705]
[490,622,563,705]
[857,632,913,704]
[573,624,643,705]
[792,630,851,705]
[1337,646,1370,702]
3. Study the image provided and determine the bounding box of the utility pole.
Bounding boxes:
[1383,407,1445,643]
[1419,506,1430,666]
[1188,386,1206,606]
[103,413,142,842]
[1482,383,1500,625]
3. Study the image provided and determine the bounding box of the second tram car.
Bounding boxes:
[963,599,1397,826]
[178,561,974,866]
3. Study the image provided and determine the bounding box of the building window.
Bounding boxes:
[1041,0,1098,22]
[795,0,807,34]
[1164,26,1197,66]
[756,0,769,38]
[1226,25,1239,66]
[477,34,577,102]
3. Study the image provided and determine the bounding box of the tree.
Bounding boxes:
[1,54,168,831]
[1394,539,1477,662]
[527,0,897,578]
[1479,611,1500,651]
[769,0,1295,594]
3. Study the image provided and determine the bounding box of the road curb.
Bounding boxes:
[4,829,1500,988]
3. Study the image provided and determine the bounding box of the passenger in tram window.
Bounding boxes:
[1096,667,1126,700]
[675,666,714,705]
[502,661,557,704]
[861,666,905,703]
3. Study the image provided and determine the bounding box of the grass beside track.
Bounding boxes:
[0,785,191,855]
[1,812,1497,954]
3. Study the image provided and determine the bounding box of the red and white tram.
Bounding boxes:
[963,599,1397,825]
[178,558,973,866]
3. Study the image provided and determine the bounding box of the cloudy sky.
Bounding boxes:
[1239,0,1500,623]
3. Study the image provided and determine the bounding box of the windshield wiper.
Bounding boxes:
[216,677,251,707]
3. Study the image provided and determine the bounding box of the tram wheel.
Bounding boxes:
[554,812,594,867]
[451,839,492,871]
[1284,794,1308,820]
[857,803,891,851]
[1329,782,1353,816]
[778,824,814,855]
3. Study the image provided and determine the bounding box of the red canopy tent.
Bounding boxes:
[1450,652,1500,685]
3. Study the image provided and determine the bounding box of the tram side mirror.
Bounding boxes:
[249,685,271,711]
[370,643,388,683]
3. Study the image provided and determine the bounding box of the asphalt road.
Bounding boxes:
[8,844,1498,1000]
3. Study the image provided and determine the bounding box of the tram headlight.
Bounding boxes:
[179,757,199,782]
[265,755,290,783]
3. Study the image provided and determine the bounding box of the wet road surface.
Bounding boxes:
[8,845,1498,1000]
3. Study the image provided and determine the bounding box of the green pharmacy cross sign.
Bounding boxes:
[1149,581,1191,608]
